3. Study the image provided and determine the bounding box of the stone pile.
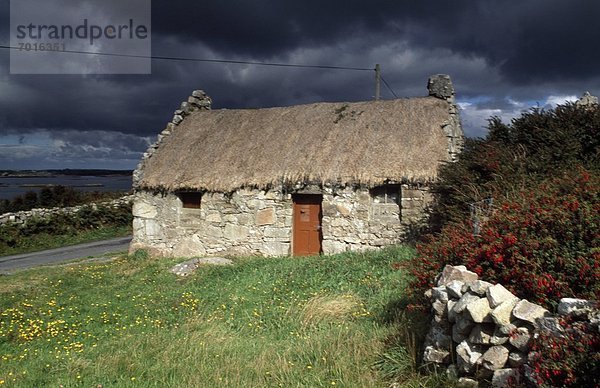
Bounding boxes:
[132,90,212,187]
[169,257,233,277]
[0,195,133,226]
[423,265,598,387]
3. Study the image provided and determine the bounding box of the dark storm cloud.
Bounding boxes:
[152,0,600,84]
[1,0,600,169]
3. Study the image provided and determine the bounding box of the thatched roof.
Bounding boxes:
[139,97,452,192]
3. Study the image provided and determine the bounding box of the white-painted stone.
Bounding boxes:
[130,185,415,258]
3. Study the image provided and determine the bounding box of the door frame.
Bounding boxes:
[292,194,323,256]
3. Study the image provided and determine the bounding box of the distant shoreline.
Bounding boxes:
[0,169,133,178]
[18,183,104,188]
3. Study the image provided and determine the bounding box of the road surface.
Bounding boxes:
[0,236,132,272]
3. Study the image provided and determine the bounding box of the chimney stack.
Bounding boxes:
[427,74,455,103]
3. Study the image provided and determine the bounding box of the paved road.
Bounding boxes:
[0,236,132,272]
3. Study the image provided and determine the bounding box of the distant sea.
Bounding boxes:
[0,175,133,201]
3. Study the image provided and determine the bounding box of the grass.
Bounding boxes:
[0,225,132,257]
[0,246,449,387]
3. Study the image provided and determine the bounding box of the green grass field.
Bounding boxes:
[0,247,447,387]
[0,225,132,257]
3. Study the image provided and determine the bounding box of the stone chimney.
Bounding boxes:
[576,91,598,109]
[428,74,455,103]
[427,74,463,162]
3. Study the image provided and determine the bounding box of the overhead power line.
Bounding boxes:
[0,44,373,71]
[381,76,398,99]
[0,44,399,97]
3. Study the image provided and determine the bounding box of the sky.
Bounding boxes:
[1,0,599,170]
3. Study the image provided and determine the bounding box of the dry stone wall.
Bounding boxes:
[130,184,429,257]
[423,265,599,387]
[0,195,133,226]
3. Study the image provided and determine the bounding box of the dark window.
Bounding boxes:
[370,185,401,221]
[178,192,202,209]
[370,185,401,204]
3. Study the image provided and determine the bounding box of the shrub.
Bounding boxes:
[528,313,600,387]
[429,103,600,232]
[408,170,600,309]
[0,186,129,214]
[0,202,133,254]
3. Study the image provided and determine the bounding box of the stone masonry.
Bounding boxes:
[130,78,460,258]
[423,265,599,387]
[129,184,429,257]
[427,74,463,162]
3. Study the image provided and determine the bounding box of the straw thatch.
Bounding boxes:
[139,97,451,192]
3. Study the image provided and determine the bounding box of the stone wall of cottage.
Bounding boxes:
[130,184,430,257]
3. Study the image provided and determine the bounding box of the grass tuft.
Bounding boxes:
[299,293,363,326]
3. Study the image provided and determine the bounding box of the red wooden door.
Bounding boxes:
[293,195,322,256]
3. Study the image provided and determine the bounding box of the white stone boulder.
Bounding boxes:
[491,298,519,326]
[453,292,481,314]
[491,368,520,387]
[466,297,493,323]
[437,265,478,287]
[481,346,509,371]
[469,280,493,296]
[508,327,532,352]
[512,300,550,323]
[557,298,596,315]
[456,340,484,373]
[468,324,495,345]
[486,284,518,308]
[446,280,465,299]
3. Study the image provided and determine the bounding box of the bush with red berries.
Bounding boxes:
[404,102,600,386]
[410,169,600,308]
[528,313,600,387]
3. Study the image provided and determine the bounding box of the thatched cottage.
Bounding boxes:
[130,74,463,257]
